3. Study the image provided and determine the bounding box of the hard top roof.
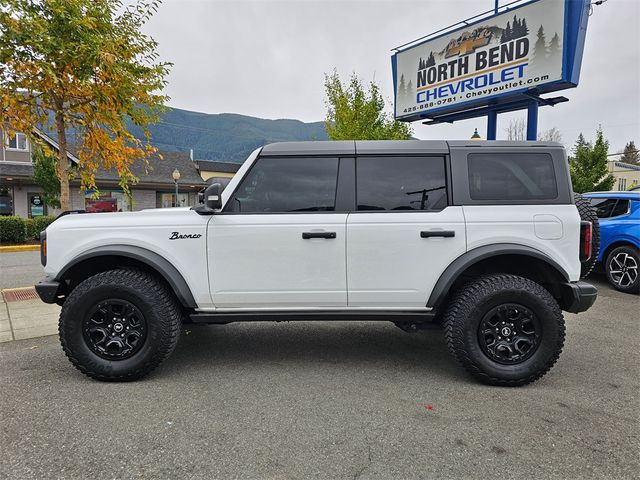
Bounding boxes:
[259,140,564,156]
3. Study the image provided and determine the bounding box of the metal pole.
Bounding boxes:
[495,0,499,14]
[526,100,538,141]
[487,111,498,140]
[174,180,178,206]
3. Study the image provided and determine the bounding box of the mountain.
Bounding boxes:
[126,107,328,162]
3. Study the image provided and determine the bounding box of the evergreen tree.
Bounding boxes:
[548,33,561,60]
[398,75,407,102]
[521,18,529,37]
[406,80,414,102]
[620,141,639,165]
[576,132,590,149]
[569,128,616,193]
[533,25,548,66]
[426,52,435,67]
[501,22,512,43]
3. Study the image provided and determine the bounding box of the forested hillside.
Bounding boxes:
[127,107,328,161]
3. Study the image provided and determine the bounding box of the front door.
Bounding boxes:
[346,155,467,308]
[209,155,347,309]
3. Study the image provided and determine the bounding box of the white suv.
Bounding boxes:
[36,140,597,386]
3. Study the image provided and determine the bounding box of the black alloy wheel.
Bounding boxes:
[477,303,541,365]
[83,299,147,360]
[59,268,182,381]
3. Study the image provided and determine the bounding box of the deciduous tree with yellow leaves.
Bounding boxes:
[0,0,171,211]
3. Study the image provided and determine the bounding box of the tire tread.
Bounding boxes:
[59,268,182,381]
[443,274,565,387]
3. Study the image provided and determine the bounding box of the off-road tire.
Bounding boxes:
[605,245,640,294]
[574,193,600,278]
[443,274,565,387]
[59,268,182,381]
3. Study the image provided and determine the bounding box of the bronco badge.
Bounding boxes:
[169,232,202,240]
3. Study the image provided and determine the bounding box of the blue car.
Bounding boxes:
[584,191,640,293]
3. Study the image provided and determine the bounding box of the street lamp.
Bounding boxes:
[172,168,180,207]
[470,128,482,140]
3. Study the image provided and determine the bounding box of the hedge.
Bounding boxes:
[0,216,26,243]
[0,215,56,243]
[31,216,56,239]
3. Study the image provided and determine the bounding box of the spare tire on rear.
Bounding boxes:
[574,193,600,278]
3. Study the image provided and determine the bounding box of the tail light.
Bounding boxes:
[40,230,47,267]
[580,221,592,262]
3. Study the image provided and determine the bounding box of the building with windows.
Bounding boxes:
[195,160,241,191]
[0,127,207,217]
[608,160,640,191]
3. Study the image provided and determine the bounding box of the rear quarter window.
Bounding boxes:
[468,153,558,201]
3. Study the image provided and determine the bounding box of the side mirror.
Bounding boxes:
[205,183,223,210]
[193,183,222,215]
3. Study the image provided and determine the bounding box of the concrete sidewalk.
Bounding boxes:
[0,287,59,342]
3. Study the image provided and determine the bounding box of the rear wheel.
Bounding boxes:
[59,268,183,381]
[443,274,565,387]
[605,245,640,294]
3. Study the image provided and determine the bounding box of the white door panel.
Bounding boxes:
[210,214,347,308]
[346,208,467,307]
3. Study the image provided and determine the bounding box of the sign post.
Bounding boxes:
[391,0,590,140]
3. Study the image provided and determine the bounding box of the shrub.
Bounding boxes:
[32,215,55,239]
[25,218,37,240]
[0,216,26,243]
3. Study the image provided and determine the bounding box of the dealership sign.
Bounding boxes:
[392,0,590,122]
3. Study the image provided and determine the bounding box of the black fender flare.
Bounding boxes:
[56,245,197,308]
[427,244,570,308]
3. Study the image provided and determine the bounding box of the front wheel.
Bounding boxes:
[443,274,565,387]
[59,268,183,381]
[605,246,640,294]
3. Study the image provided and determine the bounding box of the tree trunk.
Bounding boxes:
[55,108,70,212]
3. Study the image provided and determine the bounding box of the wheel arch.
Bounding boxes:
[427,244,570,309]
[602,239,640,263]
[55,245,197,308]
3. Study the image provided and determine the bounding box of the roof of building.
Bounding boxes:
[93,151,207,187]
[612,161,640,172]
[1,150,207,188]
[195,160,242,174]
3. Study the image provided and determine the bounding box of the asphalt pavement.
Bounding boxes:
[0,251,43,290]
[0,274,638,479]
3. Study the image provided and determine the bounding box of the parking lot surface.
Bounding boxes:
[0,275,638,479]
[0,251,42,290]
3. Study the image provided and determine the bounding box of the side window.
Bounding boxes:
[589,198,617,218]
[468,153,558,201]
[610,199,630,217]
[226,157,339,213]
[356,156,447,211]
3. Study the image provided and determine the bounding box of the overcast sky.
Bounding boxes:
[142,0,639,153]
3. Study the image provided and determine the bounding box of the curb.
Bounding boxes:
[0,244,40,252]
[1,286,59,343]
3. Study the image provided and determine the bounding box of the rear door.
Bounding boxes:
[209,155,348,309]
[346,155,466,308]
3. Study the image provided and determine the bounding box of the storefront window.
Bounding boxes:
[85,190,131,213]
[28,193,46,217]
[0,187,13,216]
[158,193,189,208]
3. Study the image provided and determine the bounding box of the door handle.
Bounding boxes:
[302,231,336,239]
[420,230,455,238]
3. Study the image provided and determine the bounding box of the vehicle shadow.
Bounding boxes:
[163,321,466,382]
